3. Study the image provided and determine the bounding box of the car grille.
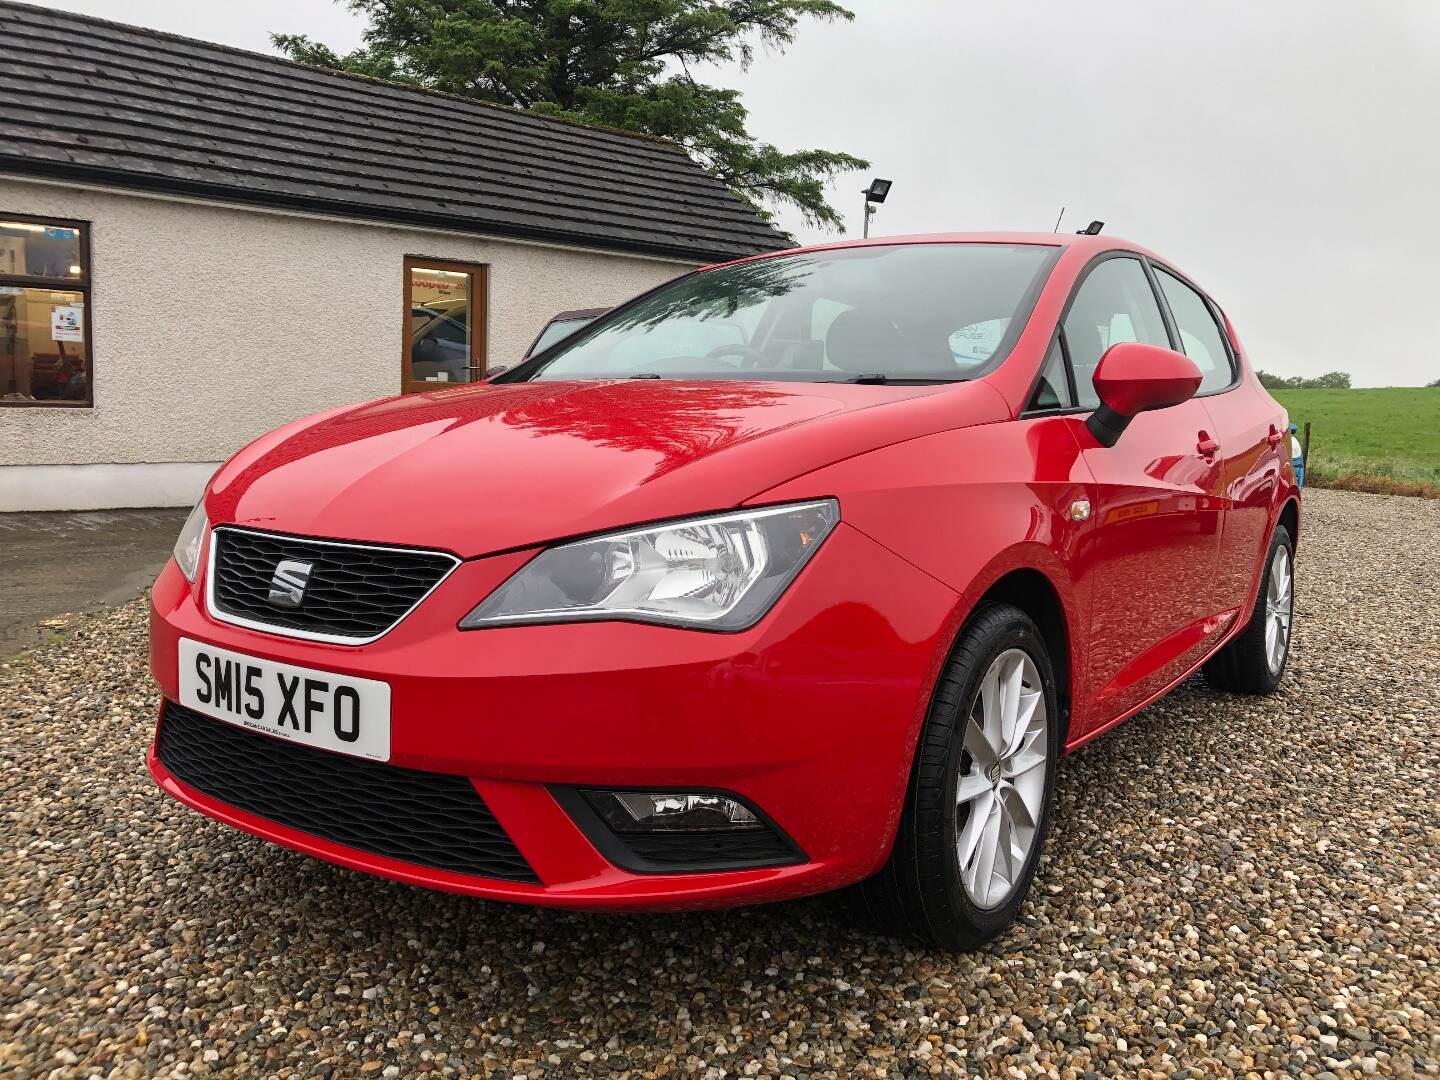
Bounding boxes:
[208,527,457,642]
[156,702,539,883]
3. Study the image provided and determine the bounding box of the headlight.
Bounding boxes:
[460,499,839,631]
[173,499,209,582]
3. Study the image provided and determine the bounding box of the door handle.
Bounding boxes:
[1197,433,1221,457]
[1266,425,1285,446]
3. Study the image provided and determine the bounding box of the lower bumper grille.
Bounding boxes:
[616,829,800,868]
[156,702,538,883]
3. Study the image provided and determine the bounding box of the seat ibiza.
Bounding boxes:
[150,233,1299,949]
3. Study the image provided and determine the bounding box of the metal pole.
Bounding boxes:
[862,196,870,239]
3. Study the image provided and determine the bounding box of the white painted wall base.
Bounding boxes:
[0,462,220,512]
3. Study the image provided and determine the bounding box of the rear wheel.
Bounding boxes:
[844,604,1060,950]
[1203,524,1295,694]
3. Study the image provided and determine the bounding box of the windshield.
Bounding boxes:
[519,242,1059,383]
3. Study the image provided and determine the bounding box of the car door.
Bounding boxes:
[1059,255,1228,733]
[1151,265,1279,617]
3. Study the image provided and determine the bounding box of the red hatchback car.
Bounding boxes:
[150,233,1299,949]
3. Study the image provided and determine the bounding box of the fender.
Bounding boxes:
[843,542,1079,873]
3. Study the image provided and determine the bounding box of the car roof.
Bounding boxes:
[700,231,1165,272]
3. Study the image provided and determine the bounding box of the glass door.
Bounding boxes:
[403,258,487,393]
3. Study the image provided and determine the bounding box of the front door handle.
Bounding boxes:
[1197,433,1221,457]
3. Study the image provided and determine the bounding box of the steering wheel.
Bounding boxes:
[705,343,769,369]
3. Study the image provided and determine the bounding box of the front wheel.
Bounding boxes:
[844,604,1060,950]
[1203,523,1295,694]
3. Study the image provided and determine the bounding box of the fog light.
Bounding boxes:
[584,790,761,833]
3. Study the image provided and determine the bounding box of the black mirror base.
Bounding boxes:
[1085,404,1130,448]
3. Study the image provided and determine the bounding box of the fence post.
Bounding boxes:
[1301,421,1312,468]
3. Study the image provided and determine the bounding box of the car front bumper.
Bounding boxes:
[148,521,958,910]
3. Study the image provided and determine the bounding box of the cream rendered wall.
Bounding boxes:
[0,177,694,488]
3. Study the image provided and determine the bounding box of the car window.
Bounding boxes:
[1155,268,1235,394]
[948,318,1009,370]
[1028,338,1073,411]
[607,319,746,371]
[523,243,1061,383]
[809,298,853,371]
[530,317,592,355]
[1062,257,1170,409]
[810,297,851,343]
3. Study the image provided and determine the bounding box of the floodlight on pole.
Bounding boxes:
[861,178,892,239]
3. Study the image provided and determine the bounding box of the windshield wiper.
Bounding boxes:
[838,374,962,385]
[628,373,663,379]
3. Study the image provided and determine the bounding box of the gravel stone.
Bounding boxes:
[2,488,1438,1078]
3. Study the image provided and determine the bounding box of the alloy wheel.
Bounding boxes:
[1265,544,1294,674]
[956,648,1048,909]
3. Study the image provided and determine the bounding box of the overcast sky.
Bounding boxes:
[32,0,1440,385]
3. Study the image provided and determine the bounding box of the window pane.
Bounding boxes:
[609,317,745,370]
[1062,257,1169,408]
[408,267,471,385]
[0,287,88,402]
[809,297,851,344]
[530,317,592,355]
[528,243,1060,382]
[1029,337,1072,410]
[0,220,84,282]
[948,318,1010,371]
[1156,268,1234,394]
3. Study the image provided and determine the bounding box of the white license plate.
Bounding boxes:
[178,638,391,761]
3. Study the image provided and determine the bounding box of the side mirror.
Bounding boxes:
[1085,342,1202,447]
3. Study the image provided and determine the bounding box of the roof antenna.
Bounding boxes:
[1052,206,1065,233]
[1077,220,1105,235]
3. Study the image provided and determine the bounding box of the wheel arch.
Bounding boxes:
[965,565,1074,748]
[1278,496,1300,549]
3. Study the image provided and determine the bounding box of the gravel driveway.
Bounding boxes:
[3,488,1437,1079]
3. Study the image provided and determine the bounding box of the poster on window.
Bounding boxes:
[51,304,84,342]
[0,238,22,277]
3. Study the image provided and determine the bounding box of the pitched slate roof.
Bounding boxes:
[0,1,787,262]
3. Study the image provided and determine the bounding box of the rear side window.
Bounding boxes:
[1062,257,1170,408]
[1155,268,1235,393]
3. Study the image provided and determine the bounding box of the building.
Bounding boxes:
[0,1,784,511]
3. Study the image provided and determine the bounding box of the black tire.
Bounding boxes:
[1203,524,1294,695]
[843,603,1061,951]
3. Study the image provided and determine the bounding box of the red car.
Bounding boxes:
[151,233,1299,949]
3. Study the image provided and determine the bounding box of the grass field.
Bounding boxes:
[1273,387,1440,497]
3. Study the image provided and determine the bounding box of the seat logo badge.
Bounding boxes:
[267,560,314,608]
[1069,499,1091,522]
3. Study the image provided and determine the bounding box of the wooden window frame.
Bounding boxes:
[402,256,488,394]
[0,212,94,408]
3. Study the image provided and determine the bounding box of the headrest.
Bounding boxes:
[824,307,903,374]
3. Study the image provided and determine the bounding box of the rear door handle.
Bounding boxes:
[1198,434,1221,456]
